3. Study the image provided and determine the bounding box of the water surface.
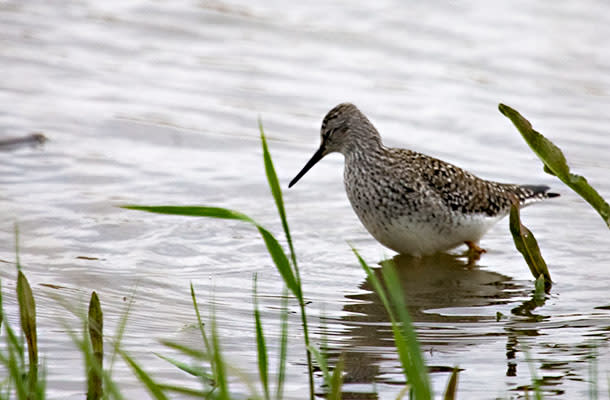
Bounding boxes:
[1,1,609,398]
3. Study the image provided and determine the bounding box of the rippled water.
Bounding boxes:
[1,1,609,399]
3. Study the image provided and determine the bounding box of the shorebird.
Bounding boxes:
[288,103,558,257]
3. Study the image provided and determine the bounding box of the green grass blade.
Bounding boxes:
[307,345,331,385]
[1,319,27,399]
[328,355,344,400]
[443,367,459,400]
[499,103,610,228]
[4,351,26,399]
[509,204,552,284]
[16,271,38,394]
[354,249,432,400]
[189,282,216,385]
[395,385,411,400]
[275,287,289,400]
[155,384,212,398]
[122,205,255,223]
[125,129,316,398]
[123,205,300,297]
[158,383,216,399]
[190,283,211,355]
[160,340,208,360]
[260,123,314,400]
[353,250,394,321]
[381,265,431,399]
[87,291,104,400]
[120,349,169,400]
[253,275,270,400]
[109,290,135,378]
[210,316,229,400]
[155,353,213,382]
[36,362,47,400]
[259,121,297,267]
[256,227,300,297]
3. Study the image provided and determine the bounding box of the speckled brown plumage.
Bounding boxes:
[289,103,559,256]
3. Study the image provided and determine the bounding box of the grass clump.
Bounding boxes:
[123,122,315,399]
[0,232,45,400]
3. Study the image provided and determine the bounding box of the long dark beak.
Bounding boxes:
[288,145,325,188]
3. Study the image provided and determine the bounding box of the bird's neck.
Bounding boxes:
[343,134,387,168]
[340,123,384,156]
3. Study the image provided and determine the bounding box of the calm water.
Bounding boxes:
[1,1,609,398]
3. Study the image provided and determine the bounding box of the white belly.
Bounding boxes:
[355,210,504,256]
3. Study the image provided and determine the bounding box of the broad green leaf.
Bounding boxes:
[509,204,552,283]
[534,275,546,302]
[87,291,104,400]
[499,104,610,228]
[17,270,38,391]
[62,312,124,400]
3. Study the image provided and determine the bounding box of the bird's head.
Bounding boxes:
[289,103,380,188]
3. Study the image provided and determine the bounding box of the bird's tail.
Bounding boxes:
[516,184,560,206]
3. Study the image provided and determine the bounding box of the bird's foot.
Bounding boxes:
[464,241,486,264]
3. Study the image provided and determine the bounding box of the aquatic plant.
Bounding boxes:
[124,123,317,398]
[501,104,609,285]
[500,103,609,228]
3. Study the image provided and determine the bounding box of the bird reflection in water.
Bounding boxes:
[322,253,531,395]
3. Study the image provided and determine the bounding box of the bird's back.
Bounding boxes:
[386,148,558,217]
[342,146,558,255]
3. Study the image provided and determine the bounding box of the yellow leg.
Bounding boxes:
[464,240,486,263]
